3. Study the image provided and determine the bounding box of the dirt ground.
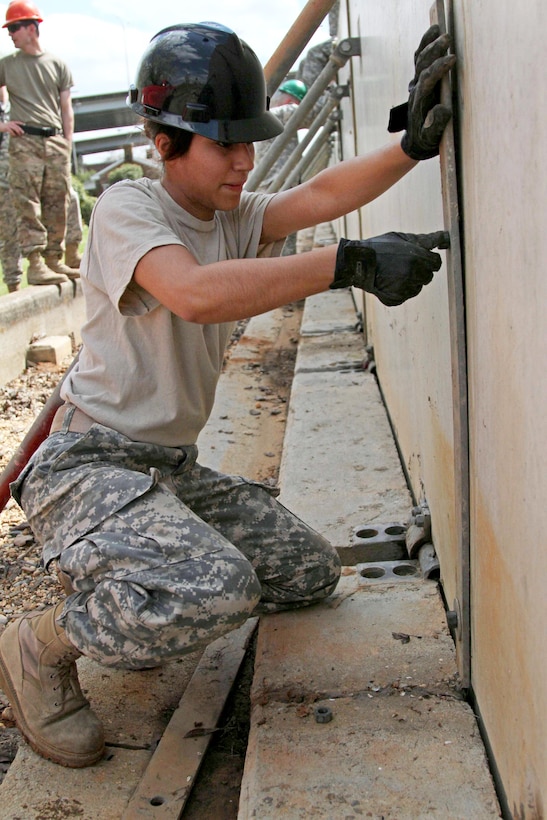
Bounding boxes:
[0,303,303,815]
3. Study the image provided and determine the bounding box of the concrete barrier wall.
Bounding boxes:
[337,0,547,813]
[0,281,85,386]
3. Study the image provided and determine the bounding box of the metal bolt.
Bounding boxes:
[314,705,333,724]
[446,610,459,630]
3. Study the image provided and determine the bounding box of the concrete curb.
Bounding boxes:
[0,281,85,387]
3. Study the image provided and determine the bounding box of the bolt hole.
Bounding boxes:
[355,528,379,539]
[393,564,418,576]
[360,566,385,578]
[385,525,405,536]
[150,796,165,806]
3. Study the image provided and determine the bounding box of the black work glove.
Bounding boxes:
[330,231,450,306]
[388,25,456,160]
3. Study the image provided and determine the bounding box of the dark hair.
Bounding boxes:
[143,120,194,162]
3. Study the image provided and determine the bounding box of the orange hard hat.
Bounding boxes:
[3,1,43,28]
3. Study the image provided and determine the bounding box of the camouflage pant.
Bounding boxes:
[12,411,341,670]
[0,133,23,287]
[65,185,83,247]
[8,133,71,258]
[0,137,81,282]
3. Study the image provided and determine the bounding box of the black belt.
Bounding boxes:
[21,124,60,137]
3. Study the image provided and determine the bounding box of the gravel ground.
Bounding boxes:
[0,358,72,621]
[0,355,75,779]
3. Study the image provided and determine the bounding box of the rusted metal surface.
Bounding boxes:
[430,0,470,687]
[121,618,258,819]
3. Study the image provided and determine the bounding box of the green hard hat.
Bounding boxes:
[278,78,308,102]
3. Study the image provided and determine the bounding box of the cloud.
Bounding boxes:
[0,3,332,96]
[42,14,150,96]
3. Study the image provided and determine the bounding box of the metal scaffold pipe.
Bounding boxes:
[247,37,359,192]
[268,88,344,193]
[263,0,338,96]
[281,123,335,190]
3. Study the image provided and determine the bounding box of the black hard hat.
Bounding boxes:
[128,22,283,143]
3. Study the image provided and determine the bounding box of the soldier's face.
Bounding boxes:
[7,21,35,48]
[158,134,255,221]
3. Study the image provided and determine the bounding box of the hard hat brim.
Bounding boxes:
[131,103,284,144]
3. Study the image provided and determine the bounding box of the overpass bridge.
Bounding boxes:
[72,90,148,164]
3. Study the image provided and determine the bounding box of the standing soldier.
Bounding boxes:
[0,1,79,286]
[1,85,84,291]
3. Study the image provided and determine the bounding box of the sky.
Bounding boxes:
[0,0,332,97]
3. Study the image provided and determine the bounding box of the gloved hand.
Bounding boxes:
[388,25,456,160]
[329,231,450,306]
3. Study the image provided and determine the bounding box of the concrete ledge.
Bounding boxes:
[26,335,73,365]
[0,280,85,386]
[240,572,501,819]
[279,291,410,550]
[241,693,500,819]
[241,288,501,818]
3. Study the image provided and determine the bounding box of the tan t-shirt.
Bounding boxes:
[0,50,72,130]
[61,178,284,447]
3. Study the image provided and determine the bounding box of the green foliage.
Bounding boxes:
[107,163,144,186]
[72,174,97,226]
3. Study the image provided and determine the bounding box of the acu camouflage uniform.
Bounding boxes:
[0,47,74,262]
[0,106,23,288]
[0,122,82,286]
[12,410,340,669]
[65,184,82,249]
[9,132,71,258]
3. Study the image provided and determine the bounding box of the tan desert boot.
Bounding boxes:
[43,253,80,280]
[27,251,68,285]
[64,242,82,269]
[0,602,105,768]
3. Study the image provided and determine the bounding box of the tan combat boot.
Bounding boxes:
[43,253,80,280]
[64,242,82,269]
[27,251,68,285]
[0,602,105,768]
